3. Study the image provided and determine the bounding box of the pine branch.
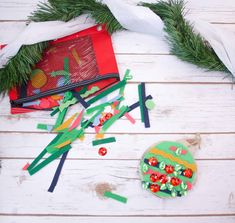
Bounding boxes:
[0,42,48,95]
[30,0,123,33]
[0,0,231,95]
[141,0,229,74]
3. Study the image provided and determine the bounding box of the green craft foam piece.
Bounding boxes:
[86,102,110,115]
[51,70,69,77]
[54,107,68,128]
[145,99,155,110]
[138,84,145,123]
[59,97,77,112]
[119,69,132,96]
[100,106,129,133]
[37,124,48,130]
[81,86,100,98]
[103,191,127,203]
[28,145,71,176]
[87,80,126,105]
[63,57,70,84]
[92,137,116,146]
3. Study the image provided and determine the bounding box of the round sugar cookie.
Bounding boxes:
[31,69,47,89]
[140,141,197,198]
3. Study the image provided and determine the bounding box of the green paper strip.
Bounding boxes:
[46,133,64,154]
[51,70,69,77]
[54,108,68,128]
[37,124,48,130]
[28,145,71,176]
[86,102,110,115]
[100,106,128,133]
[81,86,100,98]
[63,57,70,84]
[92,137,116,146]
[87,80,126,105]
[138,84,145,123]
[119,69,131,96]
[103,191,127,203]
[82,108,105,129]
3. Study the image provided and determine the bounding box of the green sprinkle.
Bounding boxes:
[159,161,166,170]
[142,163,149,173]
[103,191,127,203]
[92,137,116,146]
[142,181,149,190]
[145,99,155,110]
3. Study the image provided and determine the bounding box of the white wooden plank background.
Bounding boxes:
[0,0,235,223]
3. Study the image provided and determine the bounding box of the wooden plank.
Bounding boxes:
[0,133,235,160]
[0,84,234,133]
[0,159,234,215]
[0,216,235,223]
[0,0,235,22]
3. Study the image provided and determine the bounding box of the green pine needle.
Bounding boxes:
[0,0,231,95]
[142,0,229,73]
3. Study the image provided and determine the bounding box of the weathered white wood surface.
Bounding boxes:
[0,0,235,223]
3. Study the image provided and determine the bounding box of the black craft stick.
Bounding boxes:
[141,83,150,128]
[72,91,90,108]
[48,150,69,193]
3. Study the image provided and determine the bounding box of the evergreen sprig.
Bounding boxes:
[0,0,231,94]
[141,0,229,73]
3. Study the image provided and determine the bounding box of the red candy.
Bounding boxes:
[170,177,181,186]
[159,174,168,184]
[148,157,158,166]
[183,168,193,178]
[98,147,107,156]
[165,165,174,174]
[150,184,160,193]
[150,174,159,182]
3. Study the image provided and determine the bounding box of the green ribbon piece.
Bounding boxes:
[92,137,116,146]
[87,80,126,105]
[103,191,127,203]
[138,84,145,123]
[100,106,129,133]
[28,145,71,176]
[80,86,100,98]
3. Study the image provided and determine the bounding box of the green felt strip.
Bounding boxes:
[50,108,59,116]
[63,57,70,84]
[138,84,145,123]
[27,149,47,172]
[92,137,116,146]
[87,80,126,105]
[103,191,127,203]
[46,134,65,154]
[28,145,71,176]
[54,108,68,128]
[86,102,110,115]
[51,70,69,77]
[37,124,48,130]
[100,106,128,133]
[82,108,105,129]
[119,69,130,96]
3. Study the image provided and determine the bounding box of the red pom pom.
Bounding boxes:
[148,157,158,166]
[170,177,181,186]
[150,174,159,182]
[150,184,160,193]
[183,168,193,178]
[159,174,168,184]
[165,165,174,174]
